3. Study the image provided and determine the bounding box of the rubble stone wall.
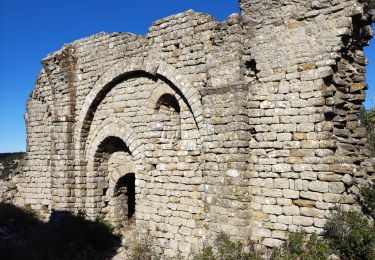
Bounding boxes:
[19,0,374,257]
[240,0,374,247]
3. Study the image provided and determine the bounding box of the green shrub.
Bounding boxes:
[194,232,261,260]
[360,182,375,217]
[271,232,331,260]
[130,239,157,260]
[323,207,375,260]
[194,245,215,260]
[95,214,114,232]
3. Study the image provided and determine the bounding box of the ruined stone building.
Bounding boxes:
[9,0,375,257]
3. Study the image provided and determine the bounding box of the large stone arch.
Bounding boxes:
[86,120,141,172]
[73,59,206,217]
[84,122,138,218]
[74,59,204,161]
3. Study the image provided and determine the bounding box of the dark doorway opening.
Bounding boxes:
[114,172,136,219]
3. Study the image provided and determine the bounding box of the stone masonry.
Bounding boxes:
[13,0,375,257]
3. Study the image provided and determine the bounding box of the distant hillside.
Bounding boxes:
[0,152,25,179]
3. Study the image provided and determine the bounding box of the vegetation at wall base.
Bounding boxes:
[271,232,331,260]
[323,208,375,260]
[130,241,157,260]
[194,182,375,260]
[0,203,121,260]
[1,179,375,259]
[322,180,375,260]
[360,182,375,217]
[194,232,262,260]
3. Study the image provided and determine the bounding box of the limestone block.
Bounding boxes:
[300,207,325,219]
[283,205,300,216]
[263,238,283,247]
[293,216,314,226]
[300,67,333,81]
[283,189,299,199]
[328,182,346,194]
[263,205,283,215]
[274,178,289,189]
[300,191,323,201]
[272,164,291,173]
[308,181,329,193]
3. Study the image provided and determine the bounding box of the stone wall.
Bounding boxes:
[240,0,374,246]
[18,0,374,257]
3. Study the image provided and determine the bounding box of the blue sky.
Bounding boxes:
[0,0,239,153]
[0,1,373,153]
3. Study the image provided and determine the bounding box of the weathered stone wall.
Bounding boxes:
[240,0,374,247]
[19,0,374,257]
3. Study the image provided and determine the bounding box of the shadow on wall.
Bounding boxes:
[0,203,121,260]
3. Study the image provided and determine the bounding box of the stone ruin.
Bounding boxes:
[3,0,374,257]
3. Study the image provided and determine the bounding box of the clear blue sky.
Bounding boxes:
[0,1,373,153]
[0,0,239,153]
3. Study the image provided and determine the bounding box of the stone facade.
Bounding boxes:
[16,0,374,257]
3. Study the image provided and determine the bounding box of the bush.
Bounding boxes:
[271,232,331,260]
[360,182,375,217]
[323,182,375,260]
[194,232,261,260]
[194,245,215,260]
[323,207,375,260]
[130,237,157,260]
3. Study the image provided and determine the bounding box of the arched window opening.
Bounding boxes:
[94,137,129,177]
[92,136,136,228]
[155,93,181,142]
[156,93,181,114]
[98,136,129,154]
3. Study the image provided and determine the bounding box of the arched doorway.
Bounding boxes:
[77,62,205,256]
[92,136,136,229]
[111,172,136,227]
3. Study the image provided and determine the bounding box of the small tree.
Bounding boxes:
[323,182,375,260]
[271,232,331,260]
[323,208,375,259]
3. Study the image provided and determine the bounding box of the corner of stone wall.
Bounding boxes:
[200,11,255,244]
